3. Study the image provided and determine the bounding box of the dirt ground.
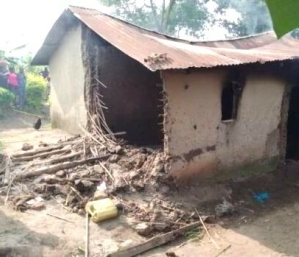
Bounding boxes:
[1,110,299,257]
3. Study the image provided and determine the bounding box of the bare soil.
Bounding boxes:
[1,110,299,257]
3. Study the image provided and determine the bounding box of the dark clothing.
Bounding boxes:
[18,73,26,108]
[42,70,49,79]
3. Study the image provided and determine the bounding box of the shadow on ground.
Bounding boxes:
[0,207,59,257]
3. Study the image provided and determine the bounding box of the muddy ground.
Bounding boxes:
[1,110,299,257]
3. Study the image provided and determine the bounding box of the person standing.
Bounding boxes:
[18,67,26,110]
[7,67,19,107]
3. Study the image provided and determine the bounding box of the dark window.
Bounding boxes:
[221,69,245,122]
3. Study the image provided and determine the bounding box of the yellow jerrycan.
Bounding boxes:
[85,198,118,223]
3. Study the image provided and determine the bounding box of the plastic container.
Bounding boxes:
[85,198,118,223]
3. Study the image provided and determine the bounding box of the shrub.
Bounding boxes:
[0,87,14,118]
[25,73,47,110]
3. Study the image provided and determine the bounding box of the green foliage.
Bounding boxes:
[0,87,14,118]
[0,87,14,108]
[215,0,272,37]
[25,73,47,110]
[266,0,299,38]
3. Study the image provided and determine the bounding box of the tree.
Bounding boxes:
[99,0,272,39]
[266,0,299,38]
[100,0,209,38]
[215,0,272,37]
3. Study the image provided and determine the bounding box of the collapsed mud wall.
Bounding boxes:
[162,66,286,184]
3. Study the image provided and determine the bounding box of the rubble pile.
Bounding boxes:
[0,135,203,236]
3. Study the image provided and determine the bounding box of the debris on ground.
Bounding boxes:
[250,190,270,204]
[21,143,34,151]
[106,221,201,257]
[215,198,234,217]
[0,131,208,237]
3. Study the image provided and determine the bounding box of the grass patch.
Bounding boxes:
[184,227,203,241]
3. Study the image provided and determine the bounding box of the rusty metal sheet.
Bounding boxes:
[32,6,299,70]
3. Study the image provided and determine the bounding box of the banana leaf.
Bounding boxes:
[266,0,299,38]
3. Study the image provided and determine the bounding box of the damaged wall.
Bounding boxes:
[162,68,286,183]
[49,23,87,134]
[83,27,164,145]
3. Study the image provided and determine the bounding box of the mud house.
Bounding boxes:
[32,6,299,183]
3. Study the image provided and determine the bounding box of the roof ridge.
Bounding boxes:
[68,5,276,44]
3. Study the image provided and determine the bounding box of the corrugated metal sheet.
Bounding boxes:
[32,6,299,71]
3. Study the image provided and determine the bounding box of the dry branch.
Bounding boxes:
[12,147,72,162]
[37,151,82,165]
[15,155,110,181]
[106,221,201,257]
[3,156,11,185]
[12,145,64,158]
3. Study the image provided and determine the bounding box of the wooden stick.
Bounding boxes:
[12,147,71,162]
[12,140,81,158]
[106,221,201,257]
[50,196,72,212]
[5,174,17,205]
[195,208,220,250]
[214,245,232,257]
[36,151,82,165]
[15,155,110,181]
[70,186,84,200]
[99,162,114,181]
[3,156,11,185]
[85,213,89,257]
[47,213,75,223]
[12,145,64,158]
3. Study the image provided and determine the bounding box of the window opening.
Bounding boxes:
[221,70,245,122]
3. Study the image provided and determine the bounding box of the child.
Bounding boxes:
[7,67,19,107]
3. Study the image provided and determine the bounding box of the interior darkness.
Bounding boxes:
[221,68,245,121]
[90,31,164,146]
[221,82,234,121]
[286,86,299,159]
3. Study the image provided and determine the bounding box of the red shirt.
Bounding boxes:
[8,72,18,86]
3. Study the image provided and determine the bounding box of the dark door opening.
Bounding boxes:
[286,87,299,159]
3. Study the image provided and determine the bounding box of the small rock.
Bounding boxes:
[78,209,85,216]
[29,202,45,210]
[132,181,145,191]
[69,173,80,181]
[129,170,140,180]
[215,198,234,217]
[151,164,164,177]
[22,143,33,151]
[43,175,63,184]
[159,185,170,195]
[166,251,179,257]
[109,154,120,163]
[73,206,79,213]
[93,165,105,174]
[82,180,94,188]
[93,190,108,200]
[56,170,66,178]
[114,177,128,192]
[154,223,169,232]
[168,211,179,221]
[135,223,153,236]
[75,180,94,192]
[38,141,48,147]
[120,239,133,249]
[135,155,146,168]
[115,145,123,154]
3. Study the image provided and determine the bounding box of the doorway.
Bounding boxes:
[286,86,299,159]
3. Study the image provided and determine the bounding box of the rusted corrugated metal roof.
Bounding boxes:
[32,5,299,71]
